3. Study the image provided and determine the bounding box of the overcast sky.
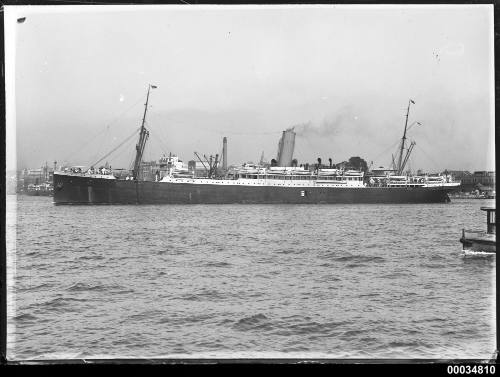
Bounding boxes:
[5,4,494,172]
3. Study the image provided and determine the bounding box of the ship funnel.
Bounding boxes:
[222,137,227,170]
[276,128,296,167]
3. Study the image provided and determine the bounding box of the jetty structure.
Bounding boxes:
[53,86,460,205]
[460,206,496,253]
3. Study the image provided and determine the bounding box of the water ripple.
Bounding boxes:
[7,196,496,360]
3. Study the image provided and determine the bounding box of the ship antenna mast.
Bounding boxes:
[396,99,414,175]
[132,84,157,180]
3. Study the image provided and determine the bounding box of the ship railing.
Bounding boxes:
[317,173,341,177]
[462,229,495,239]
[293,170,314,175]
[59,168,114,176]
[318,168,341,174]
[343,170,364,176]
[268,166,307,172]
[316,179,347,184]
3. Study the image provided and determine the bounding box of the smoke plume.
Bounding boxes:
[293,107,353,137]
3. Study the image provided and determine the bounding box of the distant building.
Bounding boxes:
[20,166,53,188]
[446,170,495,192]
[140,160,159,181]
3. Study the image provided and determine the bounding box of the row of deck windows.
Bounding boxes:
[237,174,362,181]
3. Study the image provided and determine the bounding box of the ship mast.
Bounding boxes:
[400,141,416,175]
[396,99,414,175]
[132,84,157,180]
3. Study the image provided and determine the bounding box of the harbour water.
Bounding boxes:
[6,195,496,360]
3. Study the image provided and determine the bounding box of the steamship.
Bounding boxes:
[53,87,460,205]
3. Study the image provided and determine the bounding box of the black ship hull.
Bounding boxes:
[460,237,496,253]
[53,173,454,205]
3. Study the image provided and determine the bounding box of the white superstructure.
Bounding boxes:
[161,163,366,187]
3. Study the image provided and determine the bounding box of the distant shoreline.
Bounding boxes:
[449,195,495,200]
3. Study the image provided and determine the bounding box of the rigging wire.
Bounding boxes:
[60,94,147,165]
[90,128,111,167]
[370,138,403,167]
[407,153,414,174]
[142,102,172,157]
[89,127,140,169]
[66,125,109,165]
[148,129,168,155]
[103,135,138,168]
[153,113,282,137]
[414,143,441,172]
[128,149,137,172]
[145,123,170,156]
[92,95,149,163]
